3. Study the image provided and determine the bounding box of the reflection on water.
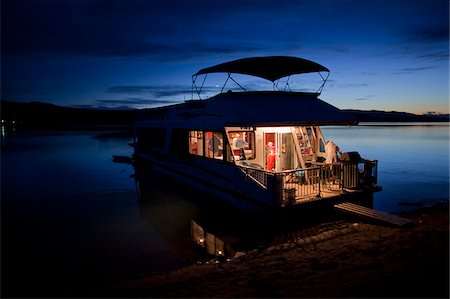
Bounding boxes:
[136,171,261,262]
[135,169,369,263]
[191,220,228,258]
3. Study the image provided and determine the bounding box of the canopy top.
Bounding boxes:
[193,56,329,82]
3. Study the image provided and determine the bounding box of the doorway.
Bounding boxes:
[264,133,276,171]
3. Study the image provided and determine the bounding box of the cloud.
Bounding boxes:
[106,85,193,100]
[73,97,182,110]
[72,104,136,110]
[95,98,178,105]
[4,29,262,60]
[415,51,449,61]
[339,83,368,88]
[398,23,449,63]
[359,72,379,76]
[106,85,189,95]
[1,1,266,61]
[406,26,449,44]
[106,84,222,99]
[103,85,204,109]
[393,66,436,74]
[354,94,378,101]
[319,46,351,53]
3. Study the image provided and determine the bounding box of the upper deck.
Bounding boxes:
[136,91,357,130]
[136,56,357,129]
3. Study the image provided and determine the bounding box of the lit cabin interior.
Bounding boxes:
[225,126,327,172]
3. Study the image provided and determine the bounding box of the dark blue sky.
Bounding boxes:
[2,0,449,113]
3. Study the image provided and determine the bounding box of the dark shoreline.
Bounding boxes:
[100,201,449,298]
[1,101,448,132]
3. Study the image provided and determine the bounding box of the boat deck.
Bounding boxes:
[294,189,362,203]
[284,180,361,204]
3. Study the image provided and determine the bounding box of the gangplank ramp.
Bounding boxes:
[334,202,413,226]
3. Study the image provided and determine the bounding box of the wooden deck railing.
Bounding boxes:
[281,160,379,203]
[239,159,378,204]
[239,165,269,188]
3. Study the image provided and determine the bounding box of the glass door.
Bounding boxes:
[279,133,295,171]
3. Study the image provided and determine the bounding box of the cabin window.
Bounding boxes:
[137,127,166,151]
[188,130,226,161]
[319,139,325,153]
[205,131,223,160]
[306,127,314,147]
[228,131,255,160]
[189,130,203,156]
[169,129,188,157]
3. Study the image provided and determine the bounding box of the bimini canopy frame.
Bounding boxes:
[191,56,330,99]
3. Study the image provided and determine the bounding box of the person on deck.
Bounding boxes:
[266,141,276,171]
[233,133,248,160]
[325,140,342,164]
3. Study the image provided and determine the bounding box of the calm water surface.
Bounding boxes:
[2,123,449,296]
[322,123,449,212]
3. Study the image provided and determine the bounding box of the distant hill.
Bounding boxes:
[343,109,449,122]
[1,101,137,130]
[1,101,448,131]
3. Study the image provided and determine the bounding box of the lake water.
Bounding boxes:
[1,123,449,296]
[322,123,449,212]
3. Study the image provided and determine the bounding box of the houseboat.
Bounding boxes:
[133,56,381,210]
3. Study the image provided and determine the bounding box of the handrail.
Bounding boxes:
[237,159,379,204]
[239,164,269,189]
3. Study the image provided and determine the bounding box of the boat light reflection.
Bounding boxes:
[191,220,227,257]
